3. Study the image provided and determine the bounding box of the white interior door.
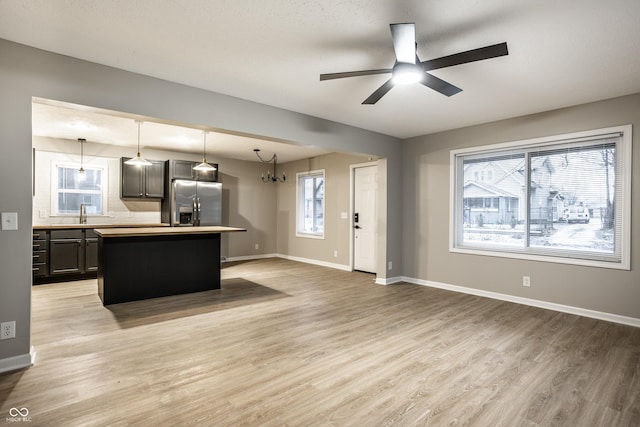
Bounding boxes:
[353,165,377,273]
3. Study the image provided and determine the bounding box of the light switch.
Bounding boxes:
[1,212,18,230]
[340,212,348,219]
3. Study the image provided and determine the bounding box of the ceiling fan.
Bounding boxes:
[320,23,508,104]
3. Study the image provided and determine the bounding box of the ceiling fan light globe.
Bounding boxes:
[392,62,424,85]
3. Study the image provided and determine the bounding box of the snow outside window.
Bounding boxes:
[296,170,325,239]
[450,125,631,270]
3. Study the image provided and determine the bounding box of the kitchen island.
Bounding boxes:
[95,226,246,305]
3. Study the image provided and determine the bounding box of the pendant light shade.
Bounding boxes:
[125,120,152,166]
[193,131,217,172]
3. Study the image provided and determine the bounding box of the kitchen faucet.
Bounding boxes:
[79,204,87,224]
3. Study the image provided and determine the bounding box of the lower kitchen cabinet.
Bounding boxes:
[50,229,83,275]
[34,228,98,284]
[32,230,48,278]
[85,230,99,272]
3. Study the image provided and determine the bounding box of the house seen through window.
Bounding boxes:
[450,125,631,269]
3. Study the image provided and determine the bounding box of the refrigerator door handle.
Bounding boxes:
[192,197,198,226]
[196,197,202,226]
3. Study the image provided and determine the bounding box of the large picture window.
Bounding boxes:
[296,170,325,238]
[52,164,106,216]
[450,125,631,269]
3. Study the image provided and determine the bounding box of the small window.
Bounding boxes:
[450,125,631,270]
[52,164,107,216]
[296,170,325,238]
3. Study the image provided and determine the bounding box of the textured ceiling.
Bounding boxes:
[2,0,640,141]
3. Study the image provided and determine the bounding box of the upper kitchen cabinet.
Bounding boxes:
[120,158,167,199]
[168,159,219,182]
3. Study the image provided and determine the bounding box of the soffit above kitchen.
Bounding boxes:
[2,1,640,139]
[32,100,332,163]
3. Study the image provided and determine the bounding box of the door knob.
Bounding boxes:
[354,225,361,229]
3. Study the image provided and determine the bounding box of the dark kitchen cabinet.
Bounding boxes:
[50,229,83,275]
[171,160,197,180]
[34,228,99,283]
[168,159,219,182]
[85,230,99,272]
[120,158,166,199]
[32,230,48,278]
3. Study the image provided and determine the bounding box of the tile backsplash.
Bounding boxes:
[33,142,162,226]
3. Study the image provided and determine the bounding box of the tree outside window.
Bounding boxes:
[451,125,631,269]
[296,170,325,238]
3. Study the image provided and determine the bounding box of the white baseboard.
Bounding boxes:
[276,254,352,272]
[399,276,640,328]
[224,253,351,272]
[375,276,403,285]
[223,254,278,263]
[0,347,35,374]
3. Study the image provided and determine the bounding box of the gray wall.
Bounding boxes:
[403,93,640,319]
[276,153,372,267]
[0,39,402,362]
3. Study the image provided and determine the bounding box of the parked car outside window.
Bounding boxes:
[566,206,590,224]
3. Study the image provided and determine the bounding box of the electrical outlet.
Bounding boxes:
[254,243,259,250]
[523,276,531,287]
[1,321,16,340]
[388,261,393,270]
[333,250,338,258]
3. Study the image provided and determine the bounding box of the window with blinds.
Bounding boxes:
[449,125,631,270]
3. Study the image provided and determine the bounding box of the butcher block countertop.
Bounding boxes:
[34,223,170,230]
[94,225,246,238]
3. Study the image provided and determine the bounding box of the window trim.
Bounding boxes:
[296,169,325,239]
[51,161,109,217]
[449,125,632,270]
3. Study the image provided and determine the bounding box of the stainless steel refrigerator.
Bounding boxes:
[167,179,222,226]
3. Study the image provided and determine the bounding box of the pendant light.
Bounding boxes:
[125,120,152,166]
[254,149,286,183]
[78,138,86,174]
[193,130,217,172]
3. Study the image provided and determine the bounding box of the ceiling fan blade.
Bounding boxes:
[362,79,394,104]
[421,42,508,71]
[320,68,392,81]
[421,72,462,97]
[390,23,416,64]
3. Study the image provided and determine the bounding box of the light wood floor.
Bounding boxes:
[1,258,639,426]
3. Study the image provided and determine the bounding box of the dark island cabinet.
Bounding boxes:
[120,158,166,199]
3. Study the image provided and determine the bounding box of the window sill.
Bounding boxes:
[449,246,629,270]
[296,232,325,240]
